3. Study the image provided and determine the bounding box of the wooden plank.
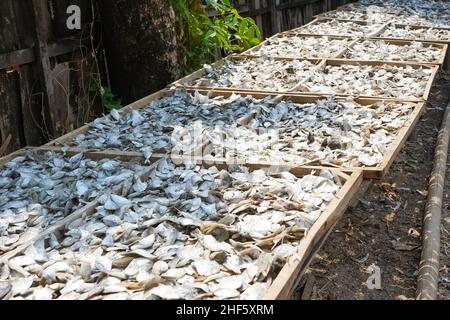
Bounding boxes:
[0,48,34,70]
[31,0,56,137]
[0,134,12,157]
[17,64,45,146]
[0,0,27,153]
[269,0,279,34]
[0,36,90,70]
[264,169,363,299]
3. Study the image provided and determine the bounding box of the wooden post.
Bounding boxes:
[31,0,56,138]
[270,0,279,35]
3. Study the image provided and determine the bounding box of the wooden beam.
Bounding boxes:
[0,36,89,70]
[277,0,324,10]
[0,48,34,70]
[31,0,56,137]
[270,0,279,34]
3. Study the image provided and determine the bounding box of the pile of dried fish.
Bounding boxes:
[188,57,317,91]
[302,63,432,98]
[250,35,349,59]
[355,0,450,27]
[73,90,269,158]
[317,10,366,21]
[380,24,450,42]
[296,19,382,37]
[204,98,416,167]
[0,150,143,254]
[343,40,442,63]
[319,4,432,26]
[1,159,341,300]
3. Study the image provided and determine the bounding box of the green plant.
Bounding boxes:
[170,0,261,73]
[100,87,123,112]
[89,80,123,112]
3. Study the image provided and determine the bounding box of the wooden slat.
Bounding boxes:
[0,48,34,70]
[31,0,56,137]
[0,36,90,70]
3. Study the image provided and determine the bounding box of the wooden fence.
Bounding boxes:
[227,0,355,38]
[0,0,101,155]
[0,0,354,156]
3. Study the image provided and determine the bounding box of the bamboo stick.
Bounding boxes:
[416,101,450,300]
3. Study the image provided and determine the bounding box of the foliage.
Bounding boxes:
[170,0,261,73]
[89,80,123,112]
[100,87,123,112]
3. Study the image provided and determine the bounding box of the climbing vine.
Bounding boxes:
[170,0,261,73]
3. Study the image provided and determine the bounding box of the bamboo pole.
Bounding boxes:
[416,101,450,300]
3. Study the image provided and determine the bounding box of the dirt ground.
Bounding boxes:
[295,72,450,300]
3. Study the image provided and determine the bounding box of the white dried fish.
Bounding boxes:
[190,57,317,92]
[303,63,431,99]
[206,97,416,168]
[3,158,341,300]
[296,19,383,37]
[72,90,264,155]
[0,150,142,254]
[250,35,349,59]
[344,39,442,63]
[380,24,450,41]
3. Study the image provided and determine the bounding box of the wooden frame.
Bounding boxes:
[36,87,429,181]
[337,38,448,66]
[0,153,363,301]
[292,58,439,101]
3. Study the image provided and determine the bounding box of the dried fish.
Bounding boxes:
[344,39,442,64]
[0,150,143,254]
[296,19,383,37]
[250,35,349,59]
[2,159,341,300]
[303,63,432,99]
[72,90,265,155]
[380,24,450,42]
[356,0,450,27]
[189,57,317,91]
[205,97,417,167]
